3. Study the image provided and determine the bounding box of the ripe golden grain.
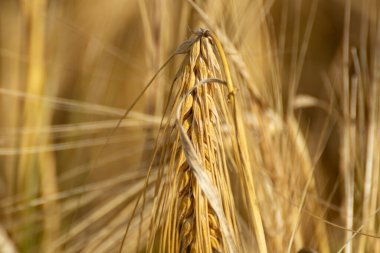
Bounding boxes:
[147,30,241,253]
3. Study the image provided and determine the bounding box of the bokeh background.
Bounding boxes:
[0,0,379,252]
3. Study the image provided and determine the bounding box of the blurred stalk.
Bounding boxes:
[358,69,379,253]
[136,2,163,250]
[340,1,354,253]
[18,0,60,252]
[0,1,22,239]
[288,116,330,253]
[0,0,21,202]
[138,0,164,117]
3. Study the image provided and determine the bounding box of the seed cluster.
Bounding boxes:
[176,37,223,253]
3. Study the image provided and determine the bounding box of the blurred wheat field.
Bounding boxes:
[0,0,379,252]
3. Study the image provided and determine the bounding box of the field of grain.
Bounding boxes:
[0,0,379,252]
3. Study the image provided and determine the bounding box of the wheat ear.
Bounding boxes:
[147,30,240,253]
